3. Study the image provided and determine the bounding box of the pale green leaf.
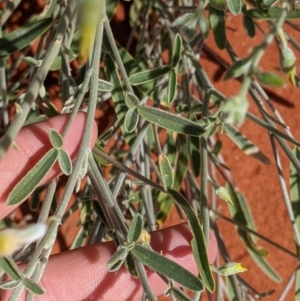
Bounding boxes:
[124,109,139,133]
[0,257,23,281]
[125,92,139,109]
[49,129,63,149]
[130,244,203,291]
[129,65,171,85]
[159,154,174,190]
[58,150,72,175]
[256,72,285,87]
[213,262,247,276]
[171,34,182,67]
[107,246,129,272]
[0,18,53,58]
[224,58,252,80]
[137,105,205,136]
[167,189,215,292]
[167,69,177,104]
[98,79,113,92]
[127,213,143,243]
[7,149,59,206]
[226,0,242,15]
[216,186,233,205]
[23,278,45,295]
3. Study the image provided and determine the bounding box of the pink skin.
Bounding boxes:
[0,113,217,301]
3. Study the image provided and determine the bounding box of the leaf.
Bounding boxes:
[189,135,200,177]
[0,257,23,281]
[223,123,270,164]
[129,65,171,85]
[0,280,19,290]
[92,143,112,166]
[213,262,247,276]
[171,33,182,67]
[224,58,252,80]
[58,149,72,175]
[137,105,205,136]
[107,246,129,272]
[124,108,139,133]
[127,214,143,243]
[222,96,248,127]
[23,278,45,295]
[209,7,226,49]
[0,18,53,58]
[158,154,174,190]
[226,0,242,15]
[130,244,203,291]
[256,72,285,87]
[125,92,139,109]
[98,79,113,92]
[104,54,135,144]
[245,7,300,20]
[7,149,59,206]
[172,13,196,27]
[22,56,42,67]
[210,0,227,11]
[167,189,215,292]
[167,69,177,104]
[243,15,256,38]
[49,129,63,149]
[226,183,281,282]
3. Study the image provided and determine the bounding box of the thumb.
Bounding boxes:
[0,112,98,218]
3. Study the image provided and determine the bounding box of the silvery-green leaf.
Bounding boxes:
[171,34,182,67]
[0,257,23,281]
[0,280,19,290]
[0,18,53,58]
[210,0,227,11]
[159,154,174,190]
[226,0,242,15]
[58,149,72,175]
[125,92,139,109]
[216,186,233,205]
[222,96,248,127]
[98,79,113,92]
[124,108,139,133]
[107,246,129,272]
[224,58,252,80]
[167,69,177,104]
[49,129,63,149]
[23,278,45,295]
[7,149,59,206]
[129,65,171,85]
[213,262,247,276]
[130,244,203,291]
[137,105,205,136]
[22,57,42,67]
[127,213,143,243]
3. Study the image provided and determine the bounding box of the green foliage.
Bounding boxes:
[1,0,300,300]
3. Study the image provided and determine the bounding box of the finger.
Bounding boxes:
[0,112,98,218]
[2,223,218,301]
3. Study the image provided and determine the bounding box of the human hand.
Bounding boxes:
[0,113,217,301]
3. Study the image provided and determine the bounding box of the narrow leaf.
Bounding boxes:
[167,189,215,292]
[0,18,53,58]
[130,244,203,291]
[22,57,42,67]
[256,72,285,87]
[210,0,227,11]
[0,280,19,290]
[223,123,270,164]
[104,54,135,144]
[7,149,59,206]
[98,79,113,92]
[171,34,182,67]
[245,7,300,20]
[93,143,112,166]
[58,149,72,175]
[224,58,252,80]
[226,0,242,15]
[49,129,63,149]
[167,69,177,104]
[137,105,205,136]
[125,92,139,109]
[243,15,256,38]
[158,154,174,190]
[23,278,45,295]
[189,136,200,177]
[129,65,171,85]
[124,109,139,133]
[128,213,143,243]
[107,246,129,272]
[209,7,226,49]
[215,186,233,205]
[0,257,23,281]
